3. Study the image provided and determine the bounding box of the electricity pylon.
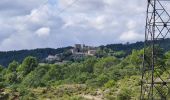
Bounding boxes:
[141,0,170,99]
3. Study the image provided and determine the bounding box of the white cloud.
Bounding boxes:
[0,0,46,16]
[36,27,50,37]
[91,15,107,30]
[120,31,143,42]
[1,0,163,51]
[127,20,137,30]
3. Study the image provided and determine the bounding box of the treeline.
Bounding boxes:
[0,47,72,67]
[1,38,170,67]
[0,47,170,99]
[104,38,170,55]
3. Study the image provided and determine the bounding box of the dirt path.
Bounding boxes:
[81,89,104,100]
[81,95,103,100]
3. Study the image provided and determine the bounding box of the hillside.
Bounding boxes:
[104,38,170,54]
[0,46,170,99]
[0,47,72,67]
[1,38,170,67]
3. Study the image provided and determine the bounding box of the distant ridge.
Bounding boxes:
[0,47,72,67]
[1,38,170,67]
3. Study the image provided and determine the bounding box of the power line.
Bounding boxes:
[57,0,80,16]
[41,0,80,16]
[22,0,80,25]
[26,0,80,18]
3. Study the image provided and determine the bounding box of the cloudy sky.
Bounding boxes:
[0,0,147,51]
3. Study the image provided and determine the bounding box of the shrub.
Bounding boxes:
[117,88,132,100]
[104,80,116,88]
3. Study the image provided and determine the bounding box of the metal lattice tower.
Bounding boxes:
[141,0,170,99]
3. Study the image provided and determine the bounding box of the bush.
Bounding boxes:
[18,56,38,76]
[22,65,50,87]
[0,82,5,89]
[117,89,132,100]
[104,80,116,88]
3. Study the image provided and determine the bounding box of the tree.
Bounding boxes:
[18,56,38,76]
[104,80,116,88]
[4,61,19,84]
[43,65,63,82]
[82,57,96,73]
[96,74,109,87]
[117,88,132,100]
[5,72,18,83]
[7,61,19,73]
[129,50,143,66]
[95,49,108,58]
[22,65,49,87]
[0,65,4,82]
[0,65,4,73]
[94,57,120,75]
[165,51,170,67]
[144,46,165,76]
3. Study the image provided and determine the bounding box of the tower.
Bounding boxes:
[141,0,170,99]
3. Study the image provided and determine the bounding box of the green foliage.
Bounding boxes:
[129,49,143,66]
[0,65,4,82]
[95,48,108,57]
[117,88,132,100]
[104,80,116,88]
[75,72,91,84]
[5,72,18,84]
[43,64,63,84]
[0,82,5,89]
[1,39,170,67]
[96,74,109,87]
[7,61,19,73]
[145,46,165,67]
[0,46,169,99]
[165,51,170,67]
[22,65,49,87]
[113,51,126,58]
[0,47,73,67]
[82,57,96,73]
[94,57,119,75]
[0,65,4,72]
[18,56,38,76]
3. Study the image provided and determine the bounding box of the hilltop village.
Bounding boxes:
[45,44,98,64]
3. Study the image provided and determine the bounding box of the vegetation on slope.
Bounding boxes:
[1,38,170,67]
[0,46,170,99]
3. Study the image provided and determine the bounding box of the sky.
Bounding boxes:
[0,0,147,51]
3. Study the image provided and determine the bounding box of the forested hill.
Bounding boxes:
[105,38,170,52]
[0,47,72,67]
[1,38,170,67]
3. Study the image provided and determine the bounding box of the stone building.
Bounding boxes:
[70,44,97,56]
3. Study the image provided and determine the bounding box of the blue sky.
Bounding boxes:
[0,0,147,51]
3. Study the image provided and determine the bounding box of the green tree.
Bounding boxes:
[82,57,96,73]
[117,88,132,100]
[144,46,165,76]
[4,61,19,84]
[165,51,170,67]
[43,65,63,82]
[0,65,4,72]
[0,65,4,82]
[129,50,143,66]
[7,61,19,73]
[96,74,109,87]
[104,80,116,88]
[22,65,49,87]
[18,56,38,76]
[95,49,108,58]
[94,57,119,75]
[5,72,18,83]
